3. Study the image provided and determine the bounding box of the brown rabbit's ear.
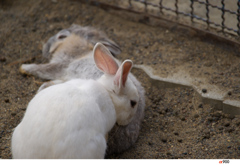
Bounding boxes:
[101,40,122,56]
[93,42,119,75]
[49,41,62,54]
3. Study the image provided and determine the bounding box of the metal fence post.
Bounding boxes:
[221,0,225,33]
[190,0,194,23]
[238,0,240,35]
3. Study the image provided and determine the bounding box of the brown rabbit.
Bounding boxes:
[20,24,145,156]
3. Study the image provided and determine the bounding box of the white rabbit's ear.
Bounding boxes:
[93,42,119,75]
[114,60,133,90]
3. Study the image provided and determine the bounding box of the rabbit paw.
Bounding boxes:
[19,64,30,75]
[19,64,38,75]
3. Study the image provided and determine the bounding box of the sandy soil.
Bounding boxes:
[0,0,240,159]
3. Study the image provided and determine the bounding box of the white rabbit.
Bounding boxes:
[11,43,139,159]
[19,24,145,155]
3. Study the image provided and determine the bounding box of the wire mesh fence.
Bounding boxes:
[132,0,240,36]
[88,0,240,38]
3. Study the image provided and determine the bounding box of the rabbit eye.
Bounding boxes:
[58,35,67,40]
[130,100,137,108]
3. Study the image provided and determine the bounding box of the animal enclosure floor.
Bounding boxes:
[0,0,240,159]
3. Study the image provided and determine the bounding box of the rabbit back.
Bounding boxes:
[63,53,101,81]
[12,79,116,159]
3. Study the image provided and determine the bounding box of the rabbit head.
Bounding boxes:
[43,31,94,61]
[94,43,139,126]
[42,25,121,59]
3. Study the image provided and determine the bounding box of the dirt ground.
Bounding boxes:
[0,0,240,159]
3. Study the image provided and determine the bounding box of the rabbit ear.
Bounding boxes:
[114,60,133,89]
[101,40,122,56]
[93,42,119,75]
[49,41,62,53]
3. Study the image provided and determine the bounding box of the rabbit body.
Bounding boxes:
[12,79,115,159]
[12,43,139,159]
[19,25,145,155]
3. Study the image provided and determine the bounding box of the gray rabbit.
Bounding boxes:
[20,24,145,155]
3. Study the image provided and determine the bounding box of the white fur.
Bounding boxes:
[12,43,139,159]
[12,79,114,158]
[19,25,145,155]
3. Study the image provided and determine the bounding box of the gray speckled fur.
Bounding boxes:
[20,24,145,156]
